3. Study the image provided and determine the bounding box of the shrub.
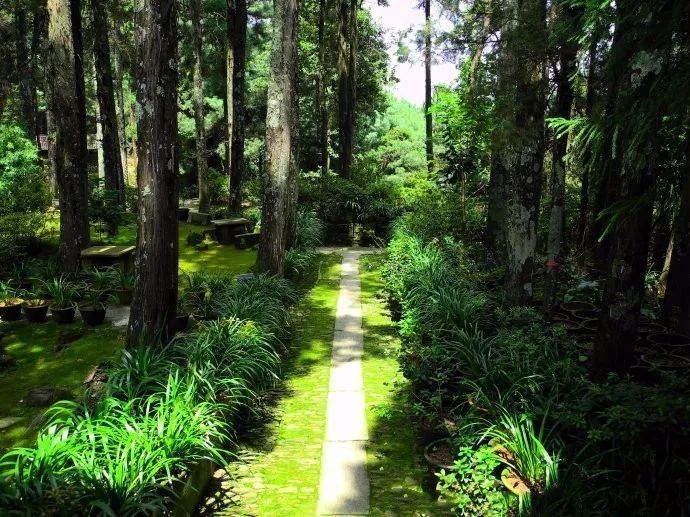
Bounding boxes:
[0,123,51,216]
[436,444,509,516]
[0,212,48,265]
[0,269,298,514]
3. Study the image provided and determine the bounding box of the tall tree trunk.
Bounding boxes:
[424,0,433,172]
[128,0,179,346]
[317,0,329,175]
[337,0,355,179]
[662,123,690,332]
[258,0,298,275]
[575,37,598,265]
[92,0,125,205]
[498,0,547,305]
[592,1,670,378]
[111,27,129,181]
[47,0,90,271]
[191,0,209,213]
[228,0,247,214]
[543,1,580,311]
[16,6,37,141]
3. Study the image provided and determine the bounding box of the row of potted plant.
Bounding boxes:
[0,267,135,326]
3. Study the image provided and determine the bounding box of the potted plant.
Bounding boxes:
[43,276,80,324]
[111,268,134,305]
[85,268,114,302]
[79,289,113,326]
[21,288,50,323]
[0,281,23,322]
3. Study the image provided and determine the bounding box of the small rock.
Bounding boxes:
[23,386,73,407]
[54,330,84,352]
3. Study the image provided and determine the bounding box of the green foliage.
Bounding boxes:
[0,123,51,216]
[294,208,324,250]
[0,212,48,265]
[436,444,509,516]
[0,268,298,513]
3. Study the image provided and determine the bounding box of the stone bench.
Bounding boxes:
[188,211,211,226]
[234,232,260,250]
[211,218,252,245]
[81,245,135,273]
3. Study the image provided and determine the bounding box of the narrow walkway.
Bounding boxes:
[317,251,370,515]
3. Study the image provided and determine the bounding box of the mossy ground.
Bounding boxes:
[0,322,123,451]
[360,254,452,516]
[0,222,256,451]
[203,253,447,516]
[203,254,342,516]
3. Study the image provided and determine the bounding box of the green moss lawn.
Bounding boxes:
[1,221,256,451]
[0,322,123,451]
[204,254,341,516]
[360,254,451,516]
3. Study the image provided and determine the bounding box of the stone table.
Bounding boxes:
[211,218,252,245]
[81,245,135,273]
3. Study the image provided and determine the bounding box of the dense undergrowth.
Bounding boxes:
[381,224,690,515]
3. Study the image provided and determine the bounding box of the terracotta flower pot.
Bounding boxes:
[23,303,49,323]
[424,438,454,471]
[114,288,133,306]
[175,313,190,332]
[560,301,596,314]
[79,306,107,326]
[0,300,23,322]
[640,353,690,371]
[50,305,76,324]
[647,332,690,352]
[638,322,667,336]
[571,309,600,321]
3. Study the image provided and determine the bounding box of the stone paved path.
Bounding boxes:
[317,251,370,515]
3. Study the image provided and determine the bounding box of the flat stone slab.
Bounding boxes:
[188,211,212,225]
[317,441,370,515]
[325,391,368,442]
[81,245,135,258]
[23,386,73,407]
[0,416,25,430]
[211,218,250,227]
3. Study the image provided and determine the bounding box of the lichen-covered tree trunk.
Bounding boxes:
[16,6,37,141]
[111,27,129,181]
[543,1,581,311]
[593,156,656,378]
[662,123,690,332]
[258,0,298,275]
[592,1,669,378]
[496,0,547,305]
[190,0,209,213]
[91,0,125,205]
[337,0,355,179]
[317,0,329,175]
[424,0,433,172]
[46,0,90,271]
[228,0,247,214]
[127,0,179,346]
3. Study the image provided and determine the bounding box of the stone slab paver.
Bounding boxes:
[318,441,370,516]
[318,251,370,515]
